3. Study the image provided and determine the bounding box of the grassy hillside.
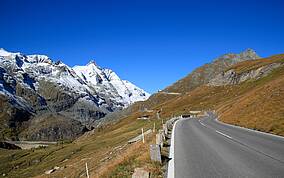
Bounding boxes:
[218,56,284,135]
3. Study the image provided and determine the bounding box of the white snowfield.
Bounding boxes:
[0,48,150,110]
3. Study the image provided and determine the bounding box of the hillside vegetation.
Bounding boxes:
[0,111,163,177]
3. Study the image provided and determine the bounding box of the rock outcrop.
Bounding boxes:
[208,62,283,86]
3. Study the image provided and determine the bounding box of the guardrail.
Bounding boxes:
[150,116,181,163]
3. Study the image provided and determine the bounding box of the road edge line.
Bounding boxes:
[214,115,284,140]
[167,117,179,178]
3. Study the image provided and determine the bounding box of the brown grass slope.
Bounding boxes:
[218,55,284,135]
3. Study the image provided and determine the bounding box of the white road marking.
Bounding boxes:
[200,122,206,127]
[167,118,179,178]
[216,130,232,139]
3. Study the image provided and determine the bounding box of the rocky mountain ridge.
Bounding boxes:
[0,48,149,141]
[163,48,260,93]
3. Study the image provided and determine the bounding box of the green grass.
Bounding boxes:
[107,157,137,178]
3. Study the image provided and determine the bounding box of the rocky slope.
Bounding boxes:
[0,48,149,141]
[208,63,283,86]
[164,48,260,93]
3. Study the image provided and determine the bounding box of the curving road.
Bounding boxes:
[170,113,284,178]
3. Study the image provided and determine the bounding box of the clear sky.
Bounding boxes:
[1,0,284,93]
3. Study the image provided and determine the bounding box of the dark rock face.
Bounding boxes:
[21,114,88,141]
[0,95,33,141]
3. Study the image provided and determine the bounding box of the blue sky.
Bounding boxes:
[1,0,284,93]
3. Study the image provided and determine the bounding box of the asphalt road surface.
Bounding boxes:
[172,113,284,178]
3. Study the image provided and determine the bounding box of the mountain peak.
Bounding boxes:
[240,48,260,60]
[215,48,260,63]
[87,60,98,66]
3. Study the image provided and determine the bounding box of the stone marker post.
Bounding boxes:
[159,130,164,147]
[150,144,162,163]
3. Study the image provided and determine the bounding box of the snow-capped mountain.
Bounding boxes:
[0,48,150,141]
[73,61,149,106]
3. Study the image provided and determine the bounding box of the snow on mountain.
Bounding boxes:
[73,61,150,106]
[0,48,150,141]
[0,49,149,107]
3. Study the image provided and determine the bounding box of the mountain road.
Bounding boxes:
[169,113,284,178]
